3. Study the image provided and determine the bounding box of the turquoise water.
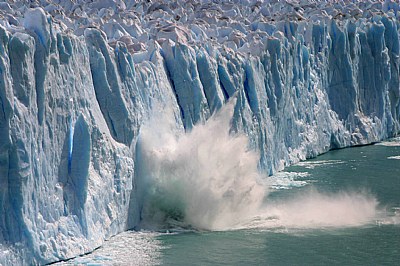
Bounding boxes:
[65,140,400,265]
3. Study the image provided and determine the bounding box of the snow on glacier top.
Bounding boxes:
[0,0,399,56]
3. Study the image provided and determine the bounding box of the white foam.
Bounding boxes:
[235,189,379,230]
[387,156,400,160]
[375,137,400,147]
[136,99,267,231]
[375,207,400,226]
[377,142,400,147]
[295,160,345,169]
[268,171,310,190]
[136,102,380,232]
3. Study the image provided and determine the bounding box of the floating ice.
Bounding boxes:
[376,137,400,147]
[295,160,345,169]
[268,172,310,190]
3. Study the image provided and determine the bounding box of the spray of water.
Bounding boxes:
[238,189,379,230]
[136,100,266,230]
[135,100,381,231]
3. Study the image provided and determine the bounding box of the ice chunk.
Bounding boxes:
[23,8,50,49]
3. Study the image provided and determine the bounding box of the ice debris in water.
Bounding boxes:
[268,171,310,190]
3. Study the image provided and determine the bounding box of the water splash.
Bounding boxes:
[135,100,381,231]
[136,100,266,230]
[237,189,379,230]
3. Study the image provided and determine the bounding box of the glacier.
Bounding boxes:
[0,0,399,264]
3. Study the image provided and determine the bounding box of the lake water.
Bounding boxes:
[61,138,400,265]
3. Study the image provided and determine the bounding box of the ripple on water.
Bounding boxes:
[55,231,162,266]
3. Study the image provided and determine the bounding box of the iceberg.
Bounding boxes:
[0,0,399,264]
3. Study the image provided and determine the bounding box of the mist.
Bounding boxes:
[238,189,379,230]
[135,101,381,231]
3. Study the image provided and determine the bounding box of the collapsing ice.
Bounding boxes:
[135,100,266,231]
[135,101,381,231]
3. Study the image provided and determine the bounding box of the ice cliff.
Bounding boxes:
[0,0,399,264]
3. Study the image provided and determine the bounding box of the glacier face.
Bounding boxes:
[0,0,400,264]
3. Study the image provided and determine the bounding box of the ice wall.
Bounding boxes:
[0,0,399,264]
[0,9,182,264]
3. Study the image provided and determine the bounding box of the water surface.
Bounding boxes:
[64,139,400,265]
